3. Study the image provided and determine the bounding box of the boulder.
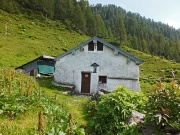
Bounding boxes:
[91,90,105,101]
[126,111,145,126]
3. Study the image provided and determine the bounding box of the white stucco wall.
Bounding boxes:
[54,44,140,93]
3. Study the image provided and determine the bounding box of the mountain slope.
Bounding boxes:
[0,9,89,67]
[121,46,180,90]
[1,10,180,91]
[1,0,180,62]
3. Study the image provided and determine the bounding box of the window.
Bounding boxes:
[97,41,103,51]
[88,41,94,51]
[99,76,107,83]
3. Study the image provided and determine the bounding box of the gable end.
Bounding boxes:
[55,37,143,65]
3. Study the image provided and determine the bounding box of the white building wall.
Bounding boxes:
[54,45,140,93]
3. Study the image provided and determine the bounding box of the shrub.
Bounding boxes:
[86,86,147,134]
[117,125,142,135]
[145,80,180,130]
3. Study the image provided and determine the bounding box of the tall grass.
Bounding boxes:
[0,69,85,134]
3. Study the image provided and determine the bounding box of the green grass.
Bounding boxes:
[121,46,180,91]
[0,112,38,135]
[0,9,89,67]
[0,69,89,135]
[36,77,90,128]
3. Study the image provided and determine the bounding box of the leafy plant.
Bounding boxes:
[145,80,180,130]
[86,86,146,134]
[117,125,142,135]
[43,102,85,135]
[0,68,41,118]
[0,68,85,134]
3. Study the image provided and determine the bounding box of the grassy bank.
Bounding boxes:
[0,9,88,67]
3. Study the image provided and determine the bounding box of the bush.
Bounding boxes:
[117,125,142,135]
[86,86,147,134]
[145,80,180,130]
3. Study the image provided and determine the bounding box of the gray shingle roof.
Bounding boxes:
[55,37,143,65]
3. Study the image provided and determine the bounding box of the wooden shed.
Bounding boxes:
[16,55,55,76]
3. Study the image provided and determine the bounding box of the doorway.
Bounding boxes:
[81,72,91,93]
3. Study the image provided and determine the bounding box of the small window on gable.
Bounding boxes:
[97,41,103,51]
[99,76,107,84]
[88,41,94,51]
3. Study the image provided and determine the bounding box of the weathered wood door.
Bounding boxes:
[30,70,34,76]
[81,73,91,93]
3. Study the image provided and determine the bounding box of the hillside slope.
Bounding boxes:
[121,46,180,90]
[0,9,88,67]
[1,0,180,62]
[1,10,180,90]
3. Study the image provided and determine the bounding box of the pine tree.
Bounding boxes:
[107,27,113,40]
[40,0,54,18]
[85,5,96,36]
[116,16,128,46]
[54,0,66,20]
[95,14,106,37]
[73,3,86,34]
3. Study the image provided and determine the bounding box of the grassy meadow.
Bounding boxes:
[0,9,88,67]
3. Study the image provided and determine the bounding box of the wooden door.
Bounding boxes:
[81,73,91,93]
[30,70,34,76]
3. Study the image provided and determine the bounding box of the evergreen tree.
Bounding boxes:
[107,26,113,40]
[85,5,96,36]
[73,3,86,34]
[40,0,54,18]
[54,0,66,20]
[116,16,128,46]
[95,14,106,37]
[66,0,76,19]
[131,36,139,50]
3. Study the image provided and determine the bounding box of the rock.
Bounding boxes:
[164,125,180,134]
[97,91,104,95]
[91,90,105,101]
[99,89,111,94]
[62,91,70,95]
[142,127,153,135]
[126,111,145,126]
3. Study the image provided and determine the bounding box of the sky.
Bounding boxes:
[88,0,180,29]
